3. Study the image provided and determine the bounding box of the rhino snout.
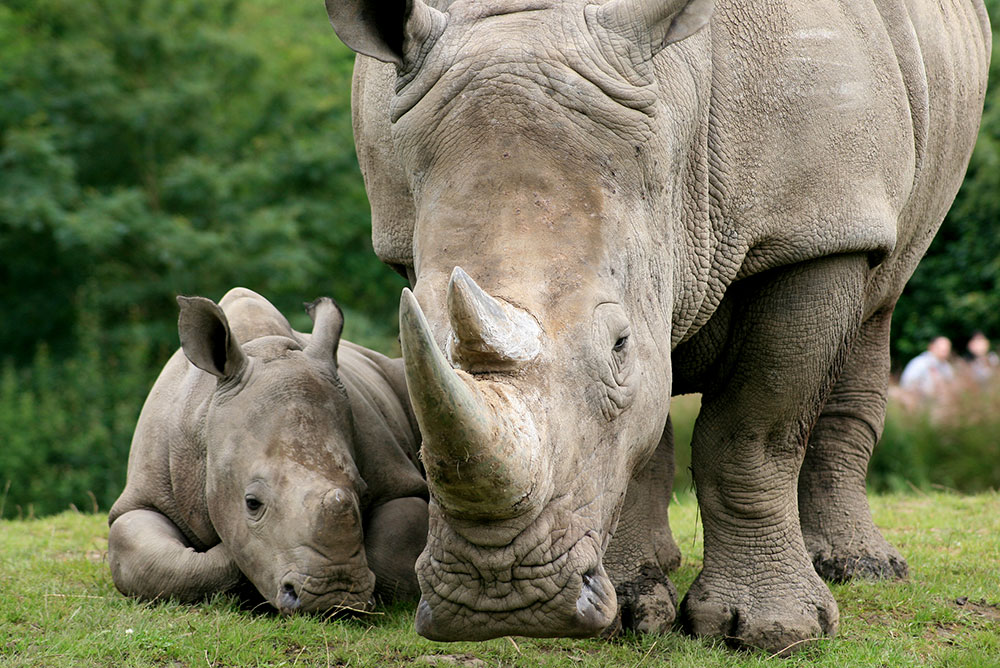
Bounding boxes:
[575,564,617,632]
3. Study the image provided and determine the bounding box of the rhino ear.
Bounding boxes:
[304,297,344,366]
[325,0,446,67]
[596,0,714,61]
[177,296,248,380]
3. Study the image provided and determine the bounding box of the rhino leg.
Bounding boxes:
[364,497,428,602]
[680,254,871,655]
[799,306,908,582]
[603,420,680,635]
[108,509,242,602]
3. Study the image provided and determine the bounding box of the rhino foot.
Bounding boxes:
[811,550,908,583]
[679,568,838,656]
[803,513,909,583]
[608,564,677,636]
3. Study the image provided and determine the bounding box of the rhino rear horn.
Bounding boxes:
[595,0,714,61]
[325,0,446,67]
[447,267,541,369]
[177,296,248,380]
[304,297,344,364]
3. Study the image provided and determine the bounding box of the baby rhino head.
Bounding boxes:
[177,294,375,615]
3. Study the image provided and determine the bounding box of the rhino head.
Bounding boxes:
[177,295,376,615]
[329,0,712,639]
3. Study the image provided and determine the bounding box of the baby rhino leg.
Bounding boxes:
[108,509,241,602]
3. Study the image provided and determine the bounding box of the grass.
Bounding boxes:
[1,492,998,667]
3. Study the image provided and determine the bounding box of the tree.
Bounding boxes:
[0,0,405,364]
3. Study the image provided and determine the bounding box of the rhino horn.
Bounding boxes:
[447,267,540,369]
[304,297,344,364]
[400,288,542,521]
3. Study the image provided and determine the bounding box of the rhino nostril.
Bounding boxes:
[277,582,302,614]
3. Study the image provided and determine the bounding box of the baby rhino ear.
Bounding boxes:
[304,297,344,367]
[177,296,248,379]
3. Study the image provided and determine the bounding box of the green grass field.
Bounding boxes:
[1,492,997,667]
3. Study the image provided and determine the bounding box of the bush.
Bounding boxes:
[872,384,1000,493]
[0,291,161,519]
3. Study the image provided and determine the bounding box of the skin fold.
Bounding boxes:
[329,0,990,653]
[108,288,428,613]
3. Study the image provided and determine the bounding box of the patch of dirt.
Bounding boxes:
[416,654,486,667]
[953,597,1000,622]
[923,621,961,644]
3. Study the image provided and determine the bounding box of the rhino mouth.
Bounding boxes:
[274,567,376,616]
[413,507,617,640]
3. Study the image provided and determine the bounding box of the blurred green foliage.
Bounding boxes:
[0,290,154,518]
[0,0,998,516]
[871,384,1000,494]
[0,0,405,517]
[0,0,405,363]
[891,0,1000,363]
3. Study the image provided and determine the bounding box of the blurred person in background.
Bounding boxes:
[900,336,956,399]
[964,331,999,384]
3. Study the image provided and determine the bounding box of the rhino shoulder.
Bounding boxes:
[337,342,426,502]
[109,348,219,550]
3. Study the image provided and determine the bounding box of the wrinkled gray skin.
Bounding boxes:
[108,288,427,614]
[329,0,990,653]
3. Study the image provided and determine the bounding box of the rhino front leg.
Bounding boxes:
[108,509,242,602]
[799,306,908,581]
[680,254,870,654]
[364,497,428,602]
[603,420,681,635]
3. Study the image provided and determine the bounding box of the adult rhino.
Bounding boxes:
[328,0,990,652]
[108,288,427,614]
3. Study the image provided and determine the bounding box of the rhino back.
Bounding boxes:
[337,342,426,505]
[109,349,220,550]
[218,287,301,345]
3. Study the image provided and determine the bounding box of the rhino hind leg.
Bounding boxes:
[679,254,873,654]
[364,496,428,602]
[108,509,242,603]
[798,307,908,582]
[603,422,680,636]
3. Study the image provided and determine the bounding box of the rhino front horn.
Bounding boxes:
[399,288,544,522]
[447,267,541,370]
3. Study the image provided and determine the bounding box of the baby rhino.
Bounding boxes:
[108,288,427,614]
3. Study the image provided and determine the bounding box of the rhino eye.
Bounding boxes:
[245,495,263,515]
[613,335,629,353]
